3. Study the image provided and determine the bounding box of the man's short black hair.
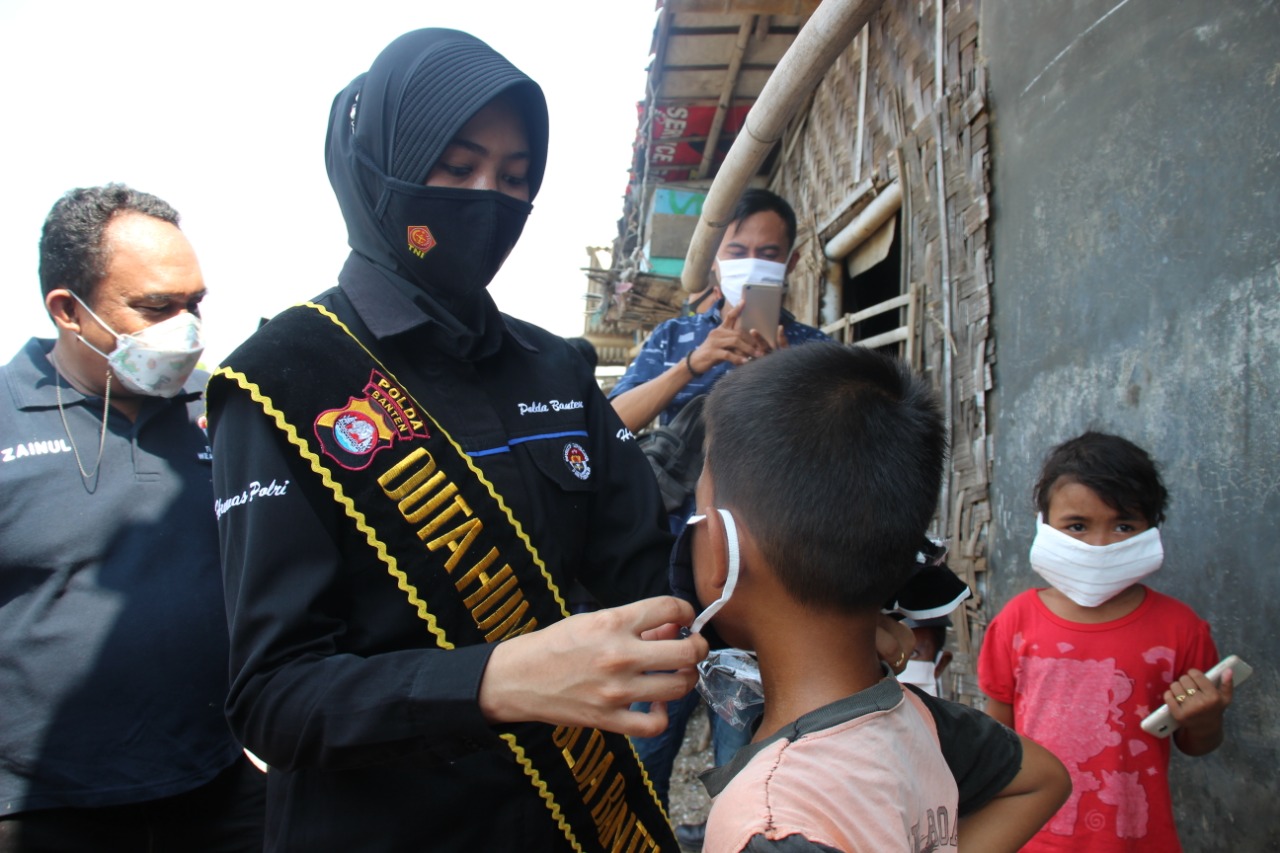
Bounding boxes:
[728,188,798,253]
[1034,431,1168,526]
[704,343,946,612]
[39,184,181,302]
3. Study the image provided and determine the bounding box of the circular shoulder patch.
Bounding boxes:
[563,441,592,480]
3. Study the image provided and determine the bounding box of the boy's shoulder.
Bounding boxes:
[905,686,1024,814]
[704,680,957,852]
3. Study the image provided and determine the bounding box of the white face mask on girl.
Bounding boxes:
[1029,515,1164,607]
[715,257,787,307]
[72,293,205,398]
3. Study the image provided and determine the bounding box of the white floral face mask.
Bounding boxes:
[73,293,204,397]
[1029,515,1163,607]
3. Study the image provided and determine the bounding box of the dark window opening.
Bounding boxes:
[841,213,903,352]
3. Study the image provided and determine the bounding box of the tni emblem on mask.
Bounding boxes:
[314,370,431,470]
[407,225,437,258]
[564,442,591,480]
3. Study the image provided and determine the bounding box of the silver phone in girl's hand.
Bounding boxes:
[1139,654,1253,738]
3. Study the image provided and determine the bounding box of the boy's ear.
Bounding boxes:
[702,507,732,596]
[934,650,953,679]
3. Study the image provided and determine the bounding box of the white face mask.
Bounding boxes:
[73,293,204,398]
[1030,515,1163,607]
[897,659,942,697]
[715,257,787,307]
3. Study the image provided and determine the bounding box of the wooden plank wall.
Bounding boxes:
[771,0,994,706]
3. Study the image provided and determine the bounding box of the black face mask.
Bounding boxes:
[380,182,532,300]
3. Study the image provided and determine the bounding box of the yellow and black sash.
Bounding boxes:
[211,303,675,853]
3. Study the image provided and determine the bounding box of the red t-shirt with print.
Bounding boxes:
[978,586,1217,852]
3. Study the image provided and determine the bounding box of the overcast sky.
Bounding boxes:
[0,0,657,365]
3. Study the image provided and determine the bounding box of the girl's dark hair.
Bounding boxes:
[1033,431,1168,526]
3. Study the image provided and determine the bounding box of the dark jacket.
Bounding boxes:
[208,272,671,851]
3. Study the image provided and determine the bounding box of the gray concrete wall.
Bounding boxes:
[981,0,1280,848]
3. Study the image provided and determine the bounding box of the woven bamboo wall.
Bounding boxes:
[771,0,993,706]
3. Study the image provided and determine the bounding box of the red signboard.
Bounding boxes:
[641,103,752,141]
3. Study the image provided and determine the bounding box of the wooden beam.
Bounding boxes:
[696,16,755,180]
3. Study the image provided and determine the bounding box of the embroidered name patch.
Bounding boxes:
[518,399,584,416]
[314,370,430,470]
[563,442,591,480]
[0,438,73,463]
[215,479,290,519]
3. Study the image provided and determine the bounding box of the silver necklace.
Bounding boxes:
[53,360,112,482]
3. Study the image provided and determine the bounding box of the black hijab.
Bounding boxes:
[326,29,550,357]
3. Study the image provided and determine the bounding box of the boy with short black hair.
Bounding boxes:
[681,343,1070,852]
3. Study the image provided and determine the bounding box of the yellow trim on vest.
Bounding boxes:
[501,733,588,853]
[625,734,671,827]
[211,364,453,649]
[301,302,571,618]
[217,304,650,852]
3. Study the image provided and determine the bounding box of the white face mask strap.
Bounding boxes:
[69,292,121,341]
[67,292,121,360]
[691,508,740,634]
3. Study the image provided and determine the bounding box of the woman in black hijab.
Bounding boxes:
[207,29,701,852]
[324,28,549,358]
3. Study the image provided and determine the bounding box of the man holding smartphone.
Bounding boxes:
[608,190,828,849]
[609,189,828,435]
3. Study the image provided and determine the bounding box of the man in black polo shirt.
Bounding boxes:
[0,185,264,851]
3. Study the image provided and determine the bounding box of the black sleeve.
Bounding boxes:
[209,385,503,772]
[905,685,1023,815]
[576,358,673,607]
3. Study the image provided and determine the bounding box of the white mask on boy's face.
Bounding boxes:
[1029,516,1163,607]
[715,258,787,307]
[897,658,943,697]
